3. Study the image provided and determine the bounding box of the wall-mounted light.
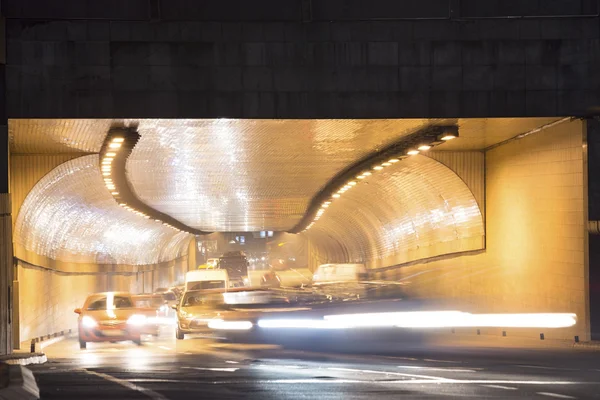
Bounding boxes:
[299,125,459,233]
[438,126,459,141]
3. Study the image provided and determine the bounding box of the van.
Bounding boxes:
[185,269,229,291]
[312,263,368,284]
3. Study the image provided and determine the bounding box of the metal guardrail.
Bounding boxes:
[27,329,72,353]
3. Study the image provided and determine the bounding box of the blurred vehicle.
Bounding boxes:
[174,289,226,339]
[74,292,146,349]
[260,269,281,287]
[170,285,185,300]
[313,264,368,285]
[160,290,178,315]
[206,258,220,268]
[131,294,162,336]
[174,288,276,340]
[219,251,249,287]
[185,269,229,291]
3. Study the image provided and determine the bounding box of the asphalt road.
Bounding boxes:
[31,328,600,399]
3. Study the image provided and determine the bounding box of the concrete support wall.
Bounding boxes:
[4,2,600,118]
[371,119,588,340]
[587,118,600,339]
[0,11,13,355]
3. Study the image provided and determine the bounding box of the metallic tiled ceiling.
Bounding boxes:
[8,119,112,154]
[441,117,563,151]
[14,155,192,265]
[8,117,560,233]
[303,155,485,267]
[126,119,436,232]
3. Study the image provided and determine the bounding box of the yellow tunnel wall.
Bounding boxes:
[367,119,588,340]
[10,154,192,345]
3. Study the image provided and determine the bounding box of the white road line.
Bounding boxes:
[482,384,518,390]
[83,369,169,400]
[158,346,171,351]
[394,357,419,361]
[397,366,476,373]
[424,359,461,364]
[516,365,578,371]
[327,367,454,381]
[225,361,239,364]
[123,378,595,386]
[536,392,576,399]
[182,367,239,372]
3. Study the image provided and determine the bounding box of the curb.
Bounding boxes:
[0,363,40,400]
[0,354,47,367]
[573,341,600,350]
[21,329,73,354]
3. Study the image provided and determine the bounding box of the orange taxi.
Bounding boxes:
[74,292,147,349]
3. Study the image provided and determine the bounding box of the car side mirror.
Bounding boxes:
[171,305,178,310]
[74,308,82,314]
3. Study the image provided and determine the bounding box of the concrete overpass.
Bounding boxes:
[0,0,599,355]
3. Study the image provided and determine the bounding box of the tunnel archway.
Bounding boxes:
[14,155,192,266]
[303,154,485,269]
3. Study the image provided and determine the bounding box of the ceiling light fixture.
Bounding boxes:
[388,159,399,163]
[418,145,431,151]
[108,142,122,149]
[373,166,383,171]
[407,149,419,155]
[382,162,392,167]
[105,152,116,157]
[112,137,125,143]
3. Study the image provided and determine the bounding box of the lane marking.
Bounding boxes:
[158,346,171,351]
[482,385,517,390]
[117,378,595,386]
[397,366,476,373]
[83,369,169,400]
[182,367,239,372]
[536,392,576,399]
[517,365,578,371]
[225,361,239,364]
[394,357,419,361]
[326,367,454,381]
[423,359,461,364]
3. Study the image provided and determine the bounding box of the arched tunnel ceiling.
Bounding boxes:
[303,155,485,267]
[9,117,560,233]
[14,155,192,265]
[126,119,439,231]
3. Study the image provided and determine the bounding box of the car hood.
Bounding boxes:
[178,306,222,319]
[81,308,140,321]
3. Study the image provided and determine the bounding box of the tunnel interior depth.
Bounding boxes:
[4,117,591,346]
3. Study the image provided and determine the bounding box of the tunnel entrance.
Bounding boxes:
[3,116,595,350]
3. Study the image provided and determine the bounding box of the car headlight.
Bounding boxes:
[127,314,147,326]
[81,316,97,328]
[208,319,253,330]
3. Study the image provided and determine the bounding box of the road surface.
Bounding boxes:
[31,329,600,399]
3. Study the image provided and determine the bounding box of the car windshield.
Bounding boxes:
[133,296,164,308]
[86,295,133,310]
[182,292,225,307]
[187,280,226,291]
